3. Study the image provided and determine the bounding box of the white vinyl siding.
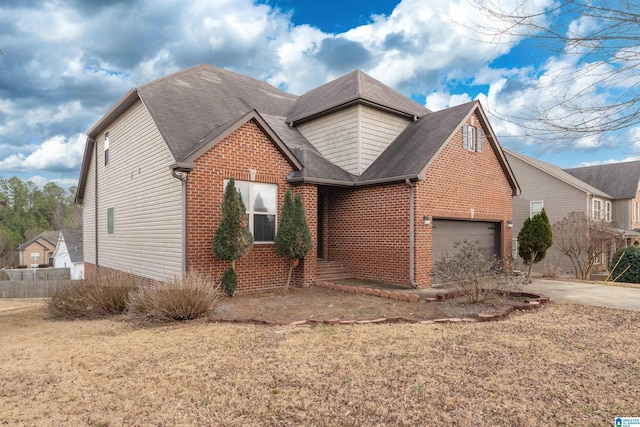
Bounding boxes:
[82,144,96,264]
[297,104,411,176]
[360,105,411,172]
[90,100,183,282]
[297,106,360,175]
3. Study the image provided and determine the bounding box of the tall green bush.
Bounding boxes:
[610,246,640,283]
[274,190,312,290]
[212,178,253,295]
[518,209,553,277]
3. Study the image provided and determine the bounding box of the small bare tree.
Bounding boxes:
[552,212,612,279]
[434,240,519,303]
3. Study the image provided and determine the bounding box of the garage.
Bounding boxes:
[432,219,500,266]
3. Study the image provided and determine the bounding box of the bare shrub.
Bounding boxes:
[434,240,520,303]
[540,259,561,279]
[47,271,139,319]
[127,273,221,322]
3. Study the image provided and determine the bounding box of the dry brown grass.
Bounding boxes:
[1,297,638,426]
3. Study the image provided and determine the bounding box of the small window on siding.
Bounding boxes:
[530,201,543,218]
[107,207,114,234]
[104,132,110,166]
[605,201,612,222]
[462,124,483,152]
[512,238,518,259]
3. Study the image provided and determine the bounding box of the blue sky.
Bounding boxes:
[0,0,637,188]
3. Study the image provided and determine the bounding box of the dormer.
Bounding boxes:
[287,70,429,176]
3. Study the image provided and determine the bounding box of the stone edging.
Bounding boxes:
[313,280,550,322]
[206,282,550,326]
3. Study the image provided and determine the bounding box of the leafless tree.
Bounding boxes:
[466,0,640,144]
[552,212,613,279]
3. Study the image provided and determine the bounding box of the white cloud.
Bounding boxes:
[27,175,78,189]
[0,134,85,172]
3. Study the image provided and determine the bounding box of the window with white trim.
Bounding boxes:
[512,238,518,259]
[634,202,640,223]
[30,252,40,268]
[462,124,483,152]
[530,201,543,218]
[593,199,602,220]
[605,201,612,222]
[104,132,110,166]
[225,179,277,242]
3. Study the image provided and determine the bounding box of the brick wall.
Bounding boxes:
[325,110,514,288]
[415,111,513,284]
[186,120,317,293]
[327,183,411,285]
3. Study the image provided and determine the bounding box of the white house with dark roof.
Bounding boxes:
[52,230,84,280]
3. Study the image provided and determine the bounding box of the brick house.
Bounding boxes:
[17,230,59,268]
[75,64,520,292]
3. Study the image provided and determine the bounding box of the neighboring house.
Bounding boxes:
[52,230,84,280]
[75,64,520,293]
[17,231,59,268]
[564,161,640,232]
[504,149,640,276]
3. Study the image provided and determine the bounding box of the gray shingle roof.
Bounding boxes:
[18,230,60,251]
[136,64,299,162]
[79,64,518,194]
[60,230,83,263]
[286,69,430,124]
[360,101,476,181]
[503,149,613,199]
[564,161,640,199]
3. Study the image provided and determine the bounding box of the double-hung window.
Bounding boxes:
[225,180,277,242]
[462,124,483,152]
[530,201,543,218]
[605,201,612,222]
[593,199,602,220]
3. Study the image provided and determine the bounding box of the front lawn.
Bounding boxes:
[1,299,638,425]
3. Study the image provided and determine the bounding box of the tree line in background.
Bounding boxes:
[0,177,82,267]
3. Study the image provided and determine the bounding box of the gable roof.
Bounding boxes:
[77,64,518,195]
[60,230,83,263]
[564,161,640,199]
[286,69,430,124]
[360,101,520,194]
[503,148,613,199]
[17,230,60,251]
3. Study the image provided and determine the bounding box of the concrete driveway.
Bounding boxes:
[525,279,640,312]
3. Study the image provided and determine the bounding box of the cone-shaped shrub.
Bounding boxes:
[274,190,312,290]
[518,208,552,277]
[212,178,253,294]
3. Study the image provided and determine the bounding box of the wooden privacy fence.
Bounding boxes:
[2,268,70,281]
[0,280,77,298]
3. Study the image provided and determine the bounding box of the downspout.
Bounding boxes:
[171,168,188,275]
[92,138,98,274]
[406,179,418,289]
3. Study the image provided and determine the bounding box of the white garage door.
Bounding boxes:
[432,220,499,266]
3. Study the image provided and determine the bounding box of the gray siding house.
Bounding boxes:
[505,149,640,277]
